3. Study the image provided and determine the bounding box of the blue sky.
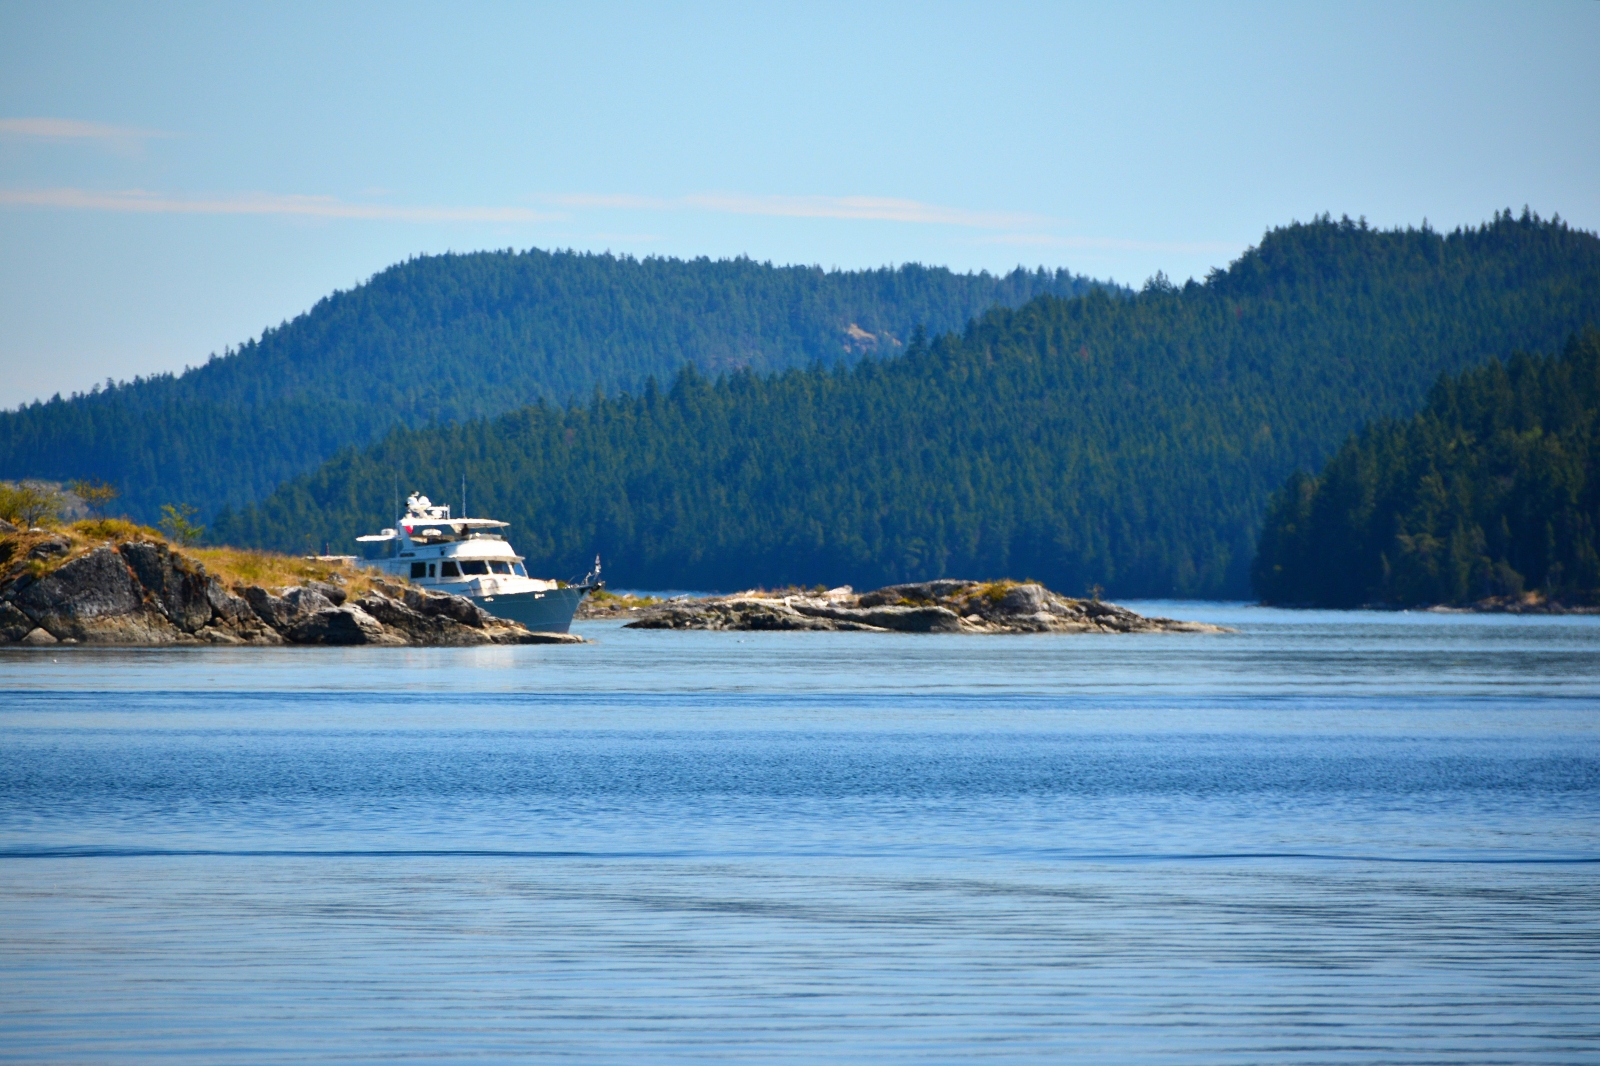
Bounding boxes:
[2,0,1597,407]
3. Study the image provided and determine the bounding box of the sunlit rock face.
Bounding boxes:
[624,580,1230,634]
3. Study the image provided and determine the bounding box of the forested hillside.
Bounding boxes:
[0,253,1105,521]
[1252,329,1600,608]
[214,212,1600,597]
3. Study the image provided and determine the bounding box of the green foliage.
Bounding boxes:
[1253,328,1600,607]
[979,582,1019,604]
[159,503,205,546]
[214,213,1600,598]
[69,478,119,517]
[0,481,63,527]
[0,253,1105,523]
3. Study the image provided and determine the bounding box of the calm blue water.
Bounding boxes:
[2,604,1597,1064]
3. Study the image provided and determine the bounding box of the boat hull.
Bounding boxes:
[471,585,590,633]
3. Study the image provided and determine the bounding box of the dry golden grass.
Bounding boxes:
[70,518,162,543]
[587,588,663,609]
[976,579,1022,604]
[188,546,397,595]
[11,520,404,595]
[577,588,665,617]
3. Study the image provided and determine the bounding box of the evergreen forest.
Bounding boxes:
[1252,328,1600,607]
[213,212,1600,598]
[0,253,1105,521]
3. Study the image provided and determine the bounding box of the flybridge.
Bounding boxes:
[356,494,509,550]
[398,516,509,541]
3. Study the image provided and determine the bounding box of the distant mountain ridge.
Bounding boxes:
[215,212,1600,598]
[0,252,1109,520]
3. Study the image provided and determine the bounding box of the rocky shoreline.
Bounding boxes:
[1422,592,1599,614]
[621,580,1230,634]
[0,526,582,647]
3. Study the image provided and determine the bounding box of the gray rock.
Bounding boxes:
[624,581,1229,636]
[243,584,527,646]
[304,580,347,606]
[403,587,491,628]
[0,517,17,535]
[631,599,881,632]
[858,580,979,607]
[13,546,181,643]
[486,628,587,644]
[204,579,252,625]
[119,541,212,632]
[20,626,57,645]
[631,602,782,631]
[243,586,297,630]
[998,583,1048,614]
[352,592,479,645]
[70,612,184,644]
[352,590,421,627]
[724,604,839,630]
[0,601,34,642]
[27,534,72,560]
[793,602,964,633]
[286,605,401,645]
[354,591,583,645]
[196,625,245,645]
[242,585,348,640]
[283,586,336,615]
[0,539,579,647]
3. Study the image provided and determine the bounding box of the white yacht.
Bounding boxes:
[356,493,598,633]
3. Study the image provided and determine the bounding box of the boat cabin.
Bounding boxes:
[355,494,543,589]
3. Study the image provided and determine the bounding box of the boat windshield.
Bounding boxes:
[406,524,458,542]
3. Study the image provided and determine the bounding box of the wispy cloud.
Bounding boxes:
[0,187,562,223]
[974,233,1241,255]
[547,192,1052,229]
[548,192,1234,257]
[0,180,1235,255]
[0,117,174,144]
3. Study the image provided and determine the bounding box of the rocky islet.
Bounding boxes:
[623,579,1230,634]
[0,525,580,647]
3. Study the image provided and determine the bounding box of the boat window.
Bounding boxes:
[460,560,489,576]
[440,561,460,578]
[512,563,527,577]
[409,562,427,579]
[490,561,513,575]
[428,563,436,577]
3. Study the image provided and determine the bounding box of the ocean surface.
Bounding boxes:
[2,603,1597,1064]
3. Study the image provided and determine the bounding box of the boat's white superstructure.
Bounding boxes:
[356,494,596,632]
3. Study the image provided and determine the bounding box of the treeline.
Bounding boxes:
[214,212,1600,598]
[1253,329,1600,607]
[0,254,1106,521]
